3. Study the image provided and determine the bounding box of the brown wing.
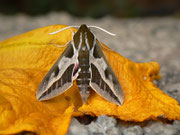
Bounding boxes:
[89,43,124,105]
[37,42,79,101]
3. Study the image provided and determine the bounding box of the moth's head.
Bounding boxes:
[73,24,95,49]
[79,24,88,28]
[78,24,91,33]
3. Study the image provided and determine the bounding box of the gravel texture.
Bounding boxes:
[0,12,180,135]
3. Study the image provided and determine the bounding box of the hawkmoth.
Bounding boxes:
[36,24,124,105]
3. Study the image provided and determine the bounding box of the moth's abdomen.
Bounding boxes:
[76,64,91,100]
[76,68,91,89]
[76,57,91,102]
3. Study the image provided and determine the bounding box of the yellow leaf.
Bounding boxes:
[0,25,180,134]
[79,54,180,121]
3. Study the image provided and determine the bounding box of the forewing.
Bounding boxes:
[37,42,79,101]
[90,42,124,105]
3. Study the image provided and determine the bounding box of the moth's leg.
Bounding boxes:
[53,29,74,48]
[51,28,75,48]
[70,28,75,36]
[97,40,112,51]
[52,40,71,48]
[72,61,80,80]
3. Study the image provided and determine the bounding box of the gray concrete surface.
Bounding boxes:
[0,12,180,135]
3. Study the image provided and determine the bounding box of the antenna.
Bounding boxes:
[49,25,116,36]
[49,26,79,35]
[89,26,116,36]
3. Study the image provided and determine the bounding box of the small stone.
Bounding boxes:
[87,115,118,135]
[122,126,143,135]
[144,122,180,135]
[67,118,89,135]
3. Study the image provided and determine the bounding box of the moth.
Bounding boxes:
[36,24,124,105]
